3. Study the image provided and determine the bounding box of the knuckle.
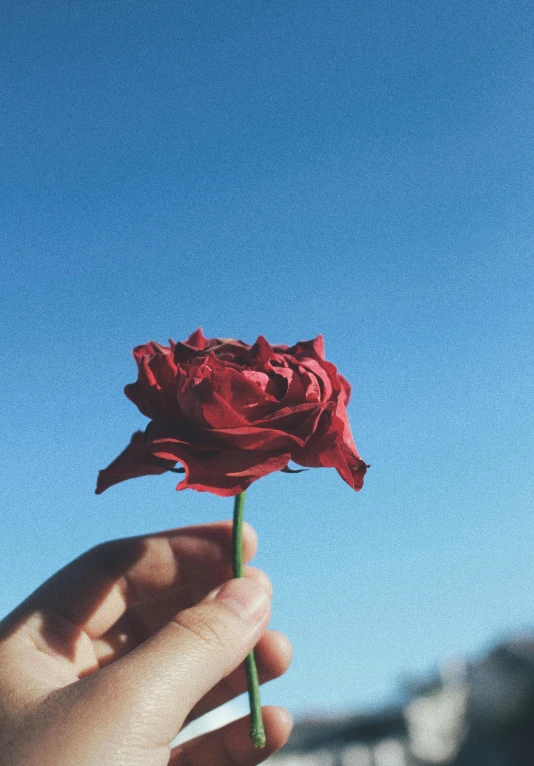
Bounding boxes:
[172,608,229,653]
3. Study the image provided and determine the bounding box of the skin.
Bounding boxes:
[0,521,293,766]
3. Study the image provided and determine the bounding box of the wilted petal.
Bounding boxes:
[249,335,274,364]
[291,405,367,491]
[95,431,175,494]
[186,328,209,349]
[174,447,291,496]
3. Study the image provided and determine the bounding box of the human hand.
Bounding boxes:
[0,522,292,765]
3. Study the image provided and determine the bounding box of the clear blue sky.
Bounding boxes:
[1,0,533,718]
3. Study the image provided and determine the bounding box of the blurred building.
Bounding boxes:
[269,634,534,766]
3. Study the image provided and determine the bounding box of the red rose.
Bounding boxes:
[96,329,367,497]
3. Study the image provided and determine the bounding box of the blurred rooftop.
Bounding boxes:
[268,633,534,766]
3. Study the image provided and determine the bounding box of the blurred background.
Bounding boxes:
[1,0,533,757]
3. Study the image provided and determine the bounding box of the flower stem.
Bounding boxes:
[232,491,266,749]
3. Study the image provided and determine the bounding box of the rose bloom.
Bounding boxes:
[96,329,367,497]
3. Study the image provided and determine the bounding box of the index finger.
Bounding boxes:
[2,521,258,640]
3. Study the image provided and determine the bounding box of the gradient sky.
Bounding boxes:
[1,0,533,718]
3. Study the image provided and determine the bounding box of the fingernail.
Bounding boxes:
[211,578,270,621]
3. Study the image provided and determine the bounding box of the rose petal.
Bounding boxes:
[291,405,367,490]
[248,335,274,364]
[125,343,181,419]
[173,447,291,496]
[95,431,174,494]
[337,373,352,405]
[199,425,307,450]
[186,328,209,349]
[283,335,325,361]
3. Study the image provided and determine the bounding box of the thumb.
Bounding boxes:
[86,577,271,745]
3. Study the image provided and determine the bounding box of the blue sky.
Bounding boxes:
[1,0,533,717]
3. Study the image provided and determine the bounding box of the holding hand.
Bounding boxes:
[0,521,292,765]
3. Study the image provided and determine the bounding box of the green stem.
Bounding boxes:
[232,491,266,749]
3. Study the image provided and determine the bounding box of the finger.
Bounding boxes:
[4,522,258,640]
[185,630,292,724]
[92,566,273,667]
[170,706,293,766]
[86,578,271,746]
